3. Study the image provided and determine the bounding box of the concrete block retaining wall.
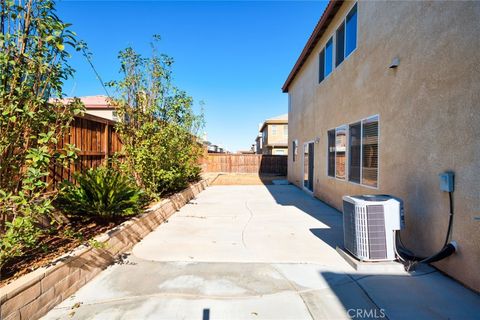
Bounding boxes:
[0,179,210,320]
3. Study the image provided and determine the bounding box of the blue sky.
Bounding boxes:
[58,1,328,152]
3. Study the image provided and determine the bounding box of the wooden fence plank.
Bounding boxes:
[47,114,123,188]
[203,154,287,175]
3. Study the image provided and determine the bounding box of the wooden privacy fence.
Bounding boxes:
[203,154,287,175]
[48,114,123,188]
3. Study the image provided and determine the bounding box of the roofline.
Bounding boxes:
[85,105,115,110]
[259,119,288,133]
[282,0,343,93]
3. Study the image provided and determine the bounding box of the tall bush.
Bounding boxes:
[108,37,204,198]
[0,0,83,268]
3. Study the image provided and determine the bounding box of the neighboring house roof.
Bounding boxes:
[259,113,288,132]
[282,0,343,93]
[80,95,113,110]
[56,95,114,110]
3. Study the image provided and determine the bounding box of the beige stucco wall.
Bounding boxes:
[85,109,116,121]
[287,1,480,291]
[267,123,288,145]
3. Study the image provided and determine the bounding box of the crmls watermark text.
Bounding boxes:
[347,308,386,318]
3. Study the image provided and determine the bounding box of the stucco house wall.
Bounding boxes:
[85,109,116,121]
[287,1,480,291]
[261,122,289,155]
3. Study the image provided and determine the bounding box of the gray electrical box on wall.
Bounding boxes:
[439,171,454,192]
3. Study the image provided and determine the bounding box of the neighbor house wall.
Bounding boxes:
[287,1,480,291]
[85,109,115,121]
[262,123,288,155]
[267,123,288,145]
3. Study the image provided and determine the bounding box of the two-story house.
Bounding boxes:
[257,114,288,155]
[283,1,479,291]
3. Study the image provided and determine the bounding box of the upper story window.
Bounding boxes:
[345,3,358,57]
[271,125,277,135]
[284,125,288,136]
[319,37,333,83]
[262,130,267,144]
[319,3,358,81]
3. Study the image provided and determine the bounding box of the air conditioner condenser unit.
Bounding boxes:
[342,195,404,261]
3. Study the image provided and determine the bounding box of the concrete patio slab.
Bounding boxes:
[42,185,480,320]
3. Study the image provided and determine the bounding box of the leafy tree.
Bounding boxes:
[108,37,204,198]
[0,0,83,268]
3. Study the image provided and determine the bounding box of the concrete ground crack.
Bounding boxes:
[242,201,254,249]
[270,264,316,320]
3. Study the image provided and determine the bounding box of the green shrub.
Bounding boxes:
[0,216,41,268]
[108,38,205,199]
[56,167,144,219]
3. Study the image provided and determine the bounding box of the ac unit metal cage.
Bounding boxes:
[342,195,404,261]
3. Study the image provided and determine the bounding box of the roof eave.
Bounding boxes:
[282,0,343,93]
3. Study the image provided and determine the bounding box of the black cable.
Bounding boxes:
[443,191,454,247]
[395,190,456,267]
[81,47,111,99]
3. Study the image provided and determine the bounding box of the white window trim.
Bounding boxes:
[318,1,358,86]
[326,114,380,190]
[344,2,358,60]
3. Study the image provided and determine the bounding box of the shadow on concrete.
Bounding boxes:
[318,270,480,320]
[264,184,345,250]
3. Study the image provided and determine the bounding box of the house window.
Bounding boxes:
[319,37,333,83]
[361,115,379,187]
[292,139,298,162]
[348,121,361,183]
[284,125,288,136]
[271,125,277,135]
[324,37,333,77]
[335,23,345,67]
[335,125,347,179]
[347,115,379,187]
[345,3,358,57]
[262,130,267,145]
[327,129,335,177]
[274,149,285,155]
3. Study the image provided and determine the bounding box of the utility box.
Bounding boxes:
[439,171,454,192]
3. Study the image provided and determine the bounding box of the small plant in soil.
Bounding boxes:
[55,167,145,220]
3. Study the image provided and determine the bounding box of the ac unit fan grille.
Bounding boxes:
[366,205,387,259]
[343,201,357,256]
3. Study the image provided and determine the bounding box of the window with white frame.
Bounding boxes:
[319,3,358,81]
[327,130,335,177]
[335,125,347,180]
[345,3,358,57]
[271,125,277,135]
[360,115,379,187]
[348,121,361,183]
[328,115,379,188]
[319,37,333,83]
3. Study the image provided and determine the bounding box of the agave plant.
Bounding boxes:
[56,167,144,219]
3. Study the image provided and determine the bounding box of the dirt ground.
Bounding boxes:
[205,173,287,185]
